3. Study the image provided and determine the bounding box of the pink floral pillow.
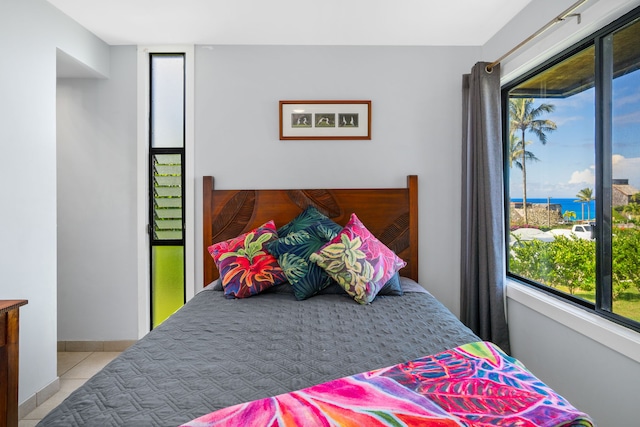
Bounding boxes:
[208,221,287,298]
[309,213,406,304]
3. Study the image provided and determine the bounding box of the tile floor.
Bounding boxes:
[19,352,121,426]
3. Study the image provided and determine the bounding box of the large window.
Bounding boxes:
[504,7,640,332]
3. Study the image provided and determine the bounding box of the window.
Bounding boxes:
[149,53,186,328]
[504,7,640,332]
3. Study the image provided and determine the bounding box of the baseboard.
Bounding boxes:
[57,340,136,352]
[19,377,60,420]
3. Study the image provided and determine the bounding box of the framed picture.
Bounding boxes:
[279,100,371,140]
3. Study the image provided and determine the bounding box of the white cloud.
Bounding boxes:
[568,166,595,185]
[612,155,640,187]
[512,154,640,199]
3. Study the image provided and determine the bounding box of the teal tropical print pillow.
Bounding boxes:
[267,220,343,300]
[208,221,287,299]
[309,213,406,304]
[277,206,337,237]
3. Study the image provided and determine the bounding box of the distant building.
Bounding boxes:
[612,179,639,206]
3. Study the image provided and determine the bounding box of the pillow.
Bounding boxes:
[378,272,403,296]
[318,272,403,297]
[266,220,343,300]
[309,213,406,304]
[277,206,337,237]
[208,221,287,298]
[207,279,223,291]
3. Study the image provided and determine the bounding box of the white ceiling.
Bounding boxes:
[47,0,534,46]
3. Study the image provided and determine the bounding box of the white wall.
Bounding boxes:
[51,39,481,373]
[57,46,138,342]
[484,0,640,425]
[193,45,479,312]
[51,39,481,343]
[0,0,109,405]
[55,43,483,339]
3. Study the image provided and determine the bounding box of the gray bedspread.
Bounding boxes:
[38,278,479,426]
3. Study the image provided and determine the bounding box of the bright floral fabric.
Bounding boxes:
[208,221,286,298]
[181,342,594,427]
[309,213,406,304]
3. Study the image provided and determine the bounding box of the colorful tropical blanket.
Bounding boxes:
[181,342,594,427]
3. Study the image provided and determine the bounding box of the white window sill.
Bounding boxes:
[506,279,640,364]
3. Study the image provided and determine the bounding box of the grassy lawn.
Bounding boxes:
[614,290,640,322]
[558,285,640,323]
[511,220,640,325]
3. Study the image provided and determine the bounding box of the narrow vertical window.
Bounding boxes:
[149,53,185,328]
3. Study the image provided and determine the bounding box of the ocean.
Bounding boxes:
[510,198,595,220]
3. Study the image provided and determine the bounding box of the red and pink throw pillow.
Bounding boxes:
[208,221,287,298]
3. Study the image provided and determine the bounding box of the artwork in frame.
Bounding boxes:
[279,100,371,140]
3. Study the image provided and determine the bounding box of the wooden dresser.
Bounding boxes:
[0,300,27,427]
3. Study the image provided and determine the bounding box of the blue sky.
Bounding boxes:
[509,70,640,199]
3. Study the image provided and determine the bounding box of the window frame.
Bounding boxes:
[148,52,187,329]
[502,6,640,333]
[136,45,195,337]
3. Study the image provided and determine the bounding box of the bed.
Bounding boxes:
[38,176,593,426]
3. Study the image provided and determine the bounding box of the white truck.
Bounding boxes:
[571,223,594,240]
[549,223,594,240]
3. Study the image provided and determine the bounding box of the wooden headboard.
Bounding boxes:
[203,176,418,286]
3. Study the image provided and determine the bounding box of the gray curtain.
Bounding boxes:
[460,62,510,353]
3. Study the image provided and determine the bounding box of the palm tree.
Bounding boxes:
[508,134,540,171]
[509,98,557,224]
[575,187,595,221]
[622,202,640,220]
[563,210,577,222]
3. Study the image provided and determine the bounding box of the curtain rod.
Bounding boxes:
[486,0,588,72]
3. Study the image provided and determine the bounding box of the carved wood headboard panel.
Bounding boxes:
[203,176,418,286]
